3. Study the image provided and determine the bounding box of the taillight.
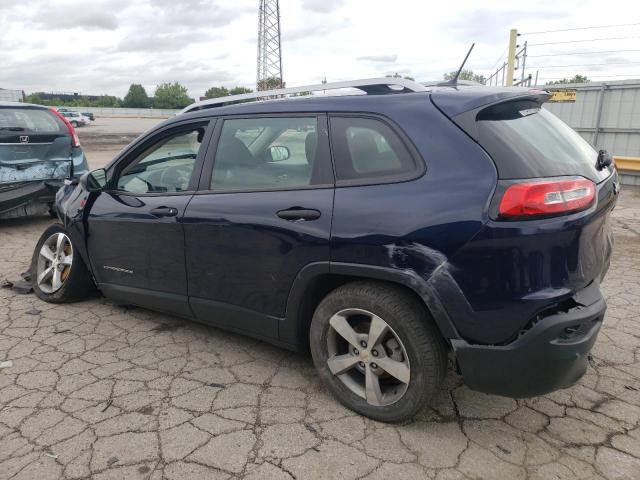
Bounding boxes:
[499,177,596,218]
[49,108,80,148]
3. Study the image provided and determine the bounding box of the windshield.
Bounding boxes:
[476,100,611,183]
[0,108,65,133]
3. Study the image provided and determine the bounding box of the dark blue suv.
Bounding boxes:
[30,79,618,421]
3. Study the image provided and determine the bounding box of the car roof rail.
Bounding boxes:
[180,77,428,114]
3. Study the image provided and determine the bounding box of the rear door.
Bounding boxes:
[0,106,72,184]
[86,119,213,316]
[183,114,334,340]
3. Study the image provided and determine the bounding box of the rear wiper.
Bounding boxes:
[0,126,26,131]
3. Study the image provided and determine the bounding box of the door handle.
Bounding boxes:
[276,207,321,221]
[150,206,178,217]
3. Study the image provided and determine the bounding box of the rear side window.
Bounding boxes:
[0,108,64,133]
[476,100,610,183]
[329,116,418,183]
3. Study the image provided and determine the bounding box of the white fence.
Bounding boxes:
[55,106,180,118]
[543,79,640,158]
[0,89,24,102]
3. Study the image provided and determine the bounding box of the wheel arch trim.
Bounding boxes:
[281,261,461,348]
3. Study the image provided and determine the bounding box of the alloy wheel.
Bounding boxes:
[326,308,410,406]
[36,232,73,294]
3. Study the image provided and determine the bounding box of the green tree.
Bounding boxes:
[546,75,590,85]
[25,93,45,105]
[204,86,229,99]
[153,82,192,109]
[123,84,150,108]
[229,86,253,95]
[95,95,122,107]
[443,69,486,84]
[204,86,253,99]
[257,77,283,91]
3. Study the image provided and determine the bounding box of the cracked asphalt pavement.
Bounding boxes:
[1,181,639,479]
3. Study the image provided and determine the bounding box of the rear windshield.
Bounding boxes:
[0,108,65,134]
[476,100,611,183]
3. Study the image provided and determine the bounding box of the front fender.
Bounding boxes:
[55,181,94,277]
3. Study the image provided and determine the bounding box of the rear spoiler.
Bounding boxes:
[431,88,551,142]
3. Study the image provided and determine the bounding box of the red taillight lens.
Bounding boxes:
[499,177,596,218]
[49,108,80,148]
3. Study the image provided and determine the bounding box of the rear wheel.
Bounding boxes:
[31,224,94,303]
[310,281,447,422]
[71,121,78,128]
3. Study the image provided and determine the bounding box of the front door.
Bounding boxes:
[87,120,212,316]
[183,114,334,340]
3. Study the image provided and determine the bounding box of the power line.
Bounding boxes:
[529,61,640,69]
[528,49,640,58]
[529,36,640,46]
[489,46,508,71]
[521,23,640,35]
[536,74,640,80]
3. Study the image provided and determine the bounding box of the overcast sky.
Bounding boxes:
[1,0,639,98]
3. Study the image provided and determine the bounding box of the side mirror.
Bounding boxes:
[81,168,107,192]
[268,145,290,162]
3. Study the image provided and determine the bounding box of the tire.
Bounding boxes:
[310,281,447,422]
[30,224,94,303]
[71,121,78,128]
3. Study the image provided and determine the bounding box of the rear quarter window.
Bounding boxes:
[476,100,610,183]
[329,116,420,184]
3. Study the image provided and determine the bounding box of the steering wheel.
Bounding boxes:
[159,164,192,191]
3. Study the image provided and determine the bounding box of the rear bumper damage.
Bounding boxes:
[452,283,606,398]
[0,180,62,217]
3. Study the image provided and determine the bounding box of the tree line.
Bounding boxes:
[442,70,590,86]
[25,81,259,110]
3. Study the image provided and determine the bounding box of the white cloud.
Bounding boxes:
[32,9,119,30]
[358,55,398,63]
[301,0,345,13]
[0,0,638,98]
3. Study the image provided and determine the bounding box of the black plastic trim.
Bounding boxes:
[280,261,460,348]
[190,296,280,341]
[452,296,606,397]
[98,283,192,318]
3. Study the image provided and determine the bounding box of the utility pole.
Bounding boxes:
[506,28,518,87]
[257,0,283,91]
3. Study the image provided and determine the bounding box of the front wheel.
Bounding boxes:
[310,281,447,422]
[31,224,94,303]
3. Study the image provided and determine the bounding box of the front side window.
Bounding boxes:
[211,117,320,191]
[330,116,418,183]
[116,126,205,194]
